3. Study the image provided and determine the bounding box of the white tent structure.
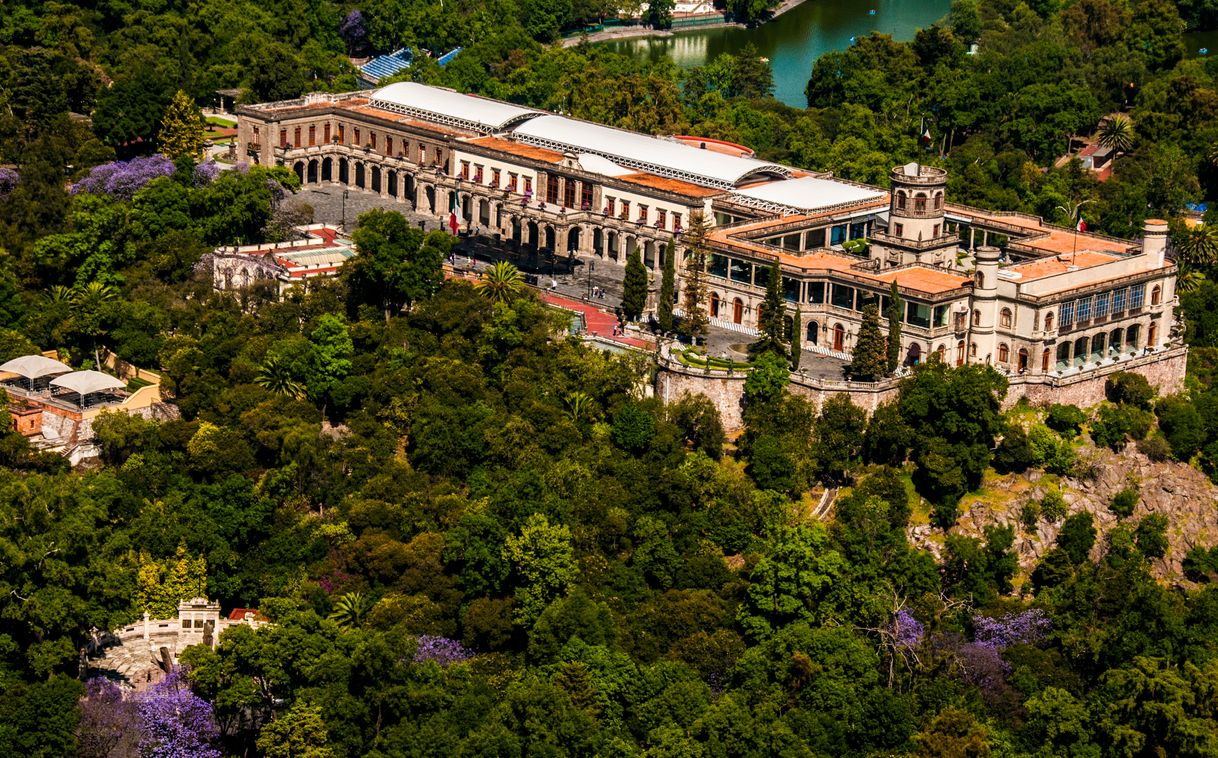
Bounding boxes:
[0,355,73,390]
[50,370,126,407]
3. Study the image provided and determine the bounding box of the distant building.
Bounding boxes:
[238,82,1183,405]
[210,223,355,297]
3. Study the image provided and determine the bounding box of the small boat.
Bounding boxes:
[1201,47,1210,55]
[868,9,876,15]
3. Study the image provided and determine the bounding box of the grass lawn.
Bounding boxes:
[206,116,237,127]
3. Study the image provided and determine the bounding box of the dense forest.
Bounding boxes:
[7,0,1218,756]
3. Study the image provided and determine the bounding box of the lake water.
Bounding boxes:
[603,0,954,107]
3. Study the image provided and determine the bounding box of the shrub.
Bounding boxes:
[1019,500,1041,531]
[1041,488,1067,522]
[1091,404,1134,450]
[1028,424,1075,475]
[993,425,1034,474]
[1156,394,1205,461]
[1135,514,1169,559]
[1045,404,1086,438]
[1109,485,1140,519]
[1057,512,1097,564]
[1137,435,1172,462]
[1105,371,1155,409]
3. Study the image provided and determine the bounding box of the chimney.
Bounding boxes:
[1143,218,1169,268]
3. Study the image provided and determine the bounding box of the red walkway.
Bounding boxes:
[539,292,654,350]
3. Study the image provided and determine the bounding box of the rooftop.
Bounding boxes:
[370,82,545,134]
[464,136,565,164]
[1004,250,1122,281]
[730,176,886,215]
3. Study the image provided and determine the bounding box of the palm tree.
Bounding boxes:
[1177,269,1208,295]
[71,282,118,367]
[256,355,306,400]
[474,261,526,303]
[1177,225,1218,267]
[1097,115,1135,154]
[328,591,370,629]
[564,391,596,423]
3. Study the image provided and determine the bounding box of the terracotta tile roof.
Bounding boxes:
[872,266,970,294]
[1013,229,1133,257]
[464,136,565,163]
[345,105,471,135]
[1005,251,1122,282]
[614,172,724,198]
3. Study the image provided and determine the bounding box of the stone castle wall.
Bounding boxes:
[656,346,1189,433]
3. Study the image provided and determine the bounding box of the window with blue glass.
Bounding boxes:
[783,276,800,302]
[807,282,825,303]
[1094,292,1110,319]
[906,302,931,328]
[850,221,868,240]
[831,225,848,245]
[729,259,752,283]
[831,284,854,309]
[1076,296,1092,322]
[709,254,729,278]
[1060,300,1075,329]
[1129,284,1145,310]
[1111,287,1126,314]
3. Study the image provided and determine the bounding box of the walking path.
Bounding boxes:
[561,0,809,47]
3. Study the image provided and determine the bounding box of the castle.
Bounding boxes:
[237,83,1184,410]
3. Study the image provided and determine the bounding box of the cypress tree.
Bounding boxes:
[159,90,206,161]
[751,260,787,357]
[621,247,648,322]
[791,308,802,370]
[680,214,711,343]
[657,242,675,332]
[850,302,887,381]
[886,280,903,375]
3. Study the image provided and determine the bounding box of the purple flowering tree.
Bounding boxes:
[193,161,221,187]
[73,155,175,199]
[413,635,473,667]
[339,10,370,56]
[77,678,141,758]
[0,167,18,198]
[893,609,925,649]
[973,609,1051,649]
[137,669,222,758]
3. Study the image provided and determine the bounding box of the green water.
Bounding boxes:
[603,0,953,107]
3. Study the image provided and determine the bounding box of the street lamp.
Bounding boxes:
[342,189,350,230]
[587,260,595,299]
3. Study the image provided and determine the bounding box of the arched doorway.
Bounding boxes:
[567,227,581,253]
[807,321,818,345]
[1109,327,1123,358]
[322,157,333,182]
[1018,347,1029,372]
[710,292,720,318]
[644,240,656,269]
[307,159,318,184]
[956,340,966,366]
[388,170,398,199]
[1041,348,1050,372]
[355,163,365,189]
[1148,322,1158,347]
[527,221,540,250]
[833,324,845,352]
[732,298,744,324]
[593,228,604,256]
[339,158,349,185]
[371,166,381,194]
[1073,336,1088,366]
[607,232,619,262]
[292,161,304,184]
[406,174,417,209]
[936,344,946,362]
[1091,333,1106,363]
[479,199,490,226]
[544,226,556,252]
[511,217,522,246]
[905,342,922,366]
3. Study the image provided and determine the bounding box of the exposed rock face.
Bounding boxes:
[909,446,1218,583]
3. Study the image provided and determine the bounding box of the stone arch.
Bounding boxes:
[1126,323,1141,350]
[511,216,522,246]
[1151,285,1162,305]
[306,159,318,184]
[479,199,490,226]
[354,162,365,189]
[370,165,381,194]
[906,342,922,365]
[956,340,966,366]
[1018,347,1029,371]
[972,308,981,327]
[339,158,349,185]
[567,227,581,252]
[807,320,818,344]
[527,221,540,250]
[833,323,845,352]
[1041,348,1051,372]
[321,157,333,182]
[607,231,619,262]
[1000,307,1012,328]
[644,239,656,269]
[292,161,305,184]
[406,174,417,209]
[544,226,556,252]
[1091,332,1106,362]
[388,170,398,199]
[733,298,744,325]
[425,185,436,214]
[1073,336,1088,366]
[593,227,604,257]
[1044,311,1054,331]
[710,291,720,318]
[1056,342,1071,370]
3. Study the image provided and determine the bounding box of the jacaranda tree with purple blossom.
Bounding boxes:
[973,608,1052,649]
[0,167,18,198]
[413,635,473,667]
[137,669,222,758]
[73,155,175,200]
[77,678,141,758]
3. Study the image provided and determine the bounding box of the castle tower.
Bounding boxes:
[871,163,958,268]
[970,245,1001,364]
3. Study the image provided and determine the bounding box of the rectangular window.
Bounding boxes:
[1129,284,1145,310]
[831,225,848,245]
[638,205,648,222]
[674,212,682,230]
[605,197,614,215]
[934,304,950,327]
[620,200,630,219]
[709,254,729,279]
[354,128,360,145]
[850,221,868,240]
[293,126,301,146]
[906,302,932,328]
[546,177,559,204]
[509,173,518,192]
[893,222,904,237]
[729,258,752,283]
[279,129,288,147]
[433,147,441,164]
[385,136,393,155]
[806,228,827,248]
[418,143,426,162]
[657,209,666,228]
[831,284,854,309]
[402,139,409,157]
[492,168,500,187]
[308,125,316,146]
[473,164,483,182]
[1094,291,1110,319]
[370,133,376,149]
[1060,300,1075,329]
[524,177,532,194]
[461,161,470,180]
[324,123,331,143]
[807,282,825,304]
[1112,287,1127,314]
[1076,296,1092,323]
[914,196,926,212]
[783,276,800,302]
[581,181,593,209]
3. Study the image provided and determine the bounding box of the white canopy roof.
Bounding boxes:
[512,115,790,189]
[730,176,886,215]
[50,370,125,395]
[577,153,635,178]
[0,354,72,379]
[370,82,544,134]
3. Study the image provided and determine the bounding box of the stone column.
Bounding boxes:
[143,612,150,643]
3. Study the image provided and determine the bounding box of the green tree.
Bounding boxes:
[328,592,370,629]
[256,701,334,758]
[158,90,205,161]
[1058,512,1097,564]
[680,213,711,342]
[790,309,802,369]
[475,261,526,303]
[257,355,306,400]
[743,351,789,409]
[1110,486,1140,519]
[849,302,887,381]
[813,394,866,485]
[657,242,675,332]
[621,247,647,323]
[504,513,578,626]
[306,314,353,405]
[1177,225,1218,267]
[750,261,787,358]
[348,209,449,319]
[644,0,674,29]
[137,546,208,619]
[885,281,902,375]
[1135,514,1170,560]
[737,524,848,640]
[1097,115,1135,154]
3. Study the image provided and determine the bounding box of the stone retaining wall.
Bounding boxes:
[655,346,1189,432]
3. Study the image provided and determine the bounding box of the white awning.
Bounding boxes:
[370,82,545,134]
[50,370,125,395]
[730,176,886,215]
[0,355,72,380]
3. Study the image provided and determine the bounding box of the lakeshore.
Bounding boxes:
[561,0,810,48]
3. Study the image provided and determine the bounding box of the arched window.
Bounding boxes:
[1000,308,1012,328]
[710,292,720,318]
[1044,312,1054,331]
[1151,285,1162,305]
[807,321,819,344]
[972,309,981,327]
[1149,322,1158,347]
[998,343,1010,363]
[833,324,845,352]
[1042,348,1051,372]
[914,194,927,212]
[896,192,907,210]
[937,344,947,362]
[956,340,966,366]
[975,271,985,289]
[732,298,744,324]
[969,342,978,358]
[934,193,943,210]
